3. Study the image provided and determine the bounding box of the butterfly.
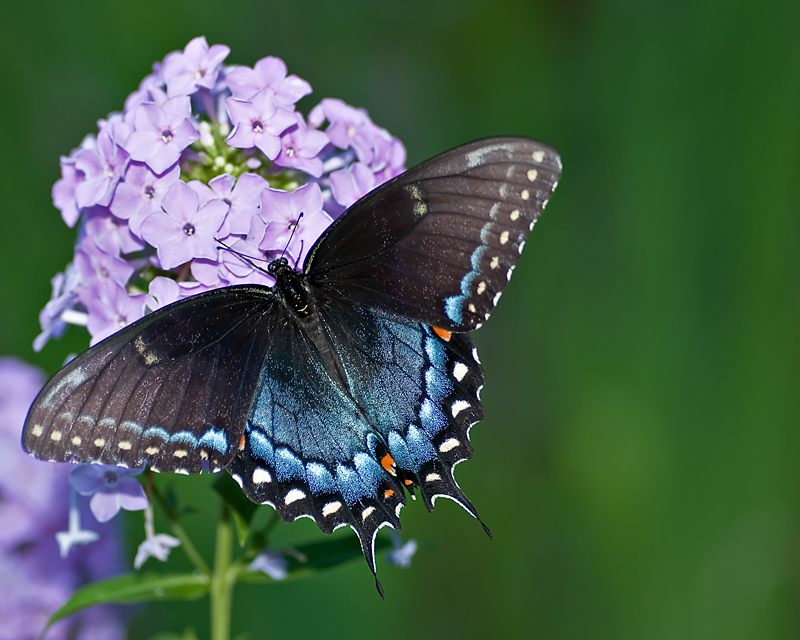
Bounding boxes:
[23,137,561,592]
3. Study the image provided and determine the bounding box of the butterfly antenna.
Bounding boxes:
[280,212,304,263]
[215,238,271,275]
[293,239,305,269]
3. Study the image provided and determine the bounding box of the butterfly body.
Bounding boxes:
[23,137,561,579]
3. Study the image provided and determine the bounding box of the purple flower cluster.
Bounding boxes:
[40,36,406,349]
[0,358,125,639]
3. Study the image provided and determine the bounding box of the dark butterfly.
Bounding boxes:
[23,137,561,592]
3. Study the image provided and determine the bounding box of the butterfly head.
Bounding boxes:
[269,257,311,317]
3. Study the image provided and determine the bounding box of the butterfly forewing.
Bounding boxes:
[23,286,280,472]
[305,137,561,330]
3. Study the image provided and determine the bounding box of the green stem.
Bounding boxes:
[210,501,234,640]
[169,519,211,576]
[145,471,210,576]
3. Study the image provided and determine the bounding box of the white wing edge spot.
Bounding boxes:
[362,506,376,520]
[472,347,481,364]
[425,473,442,482]
[439,438,460,453]
[490,256,500,269]
[322,501,342,517]
[71,436,82,446]
[173,449,188,458]
[527,169,538,182]
[476,281,486,295]
[94,438,105,447]
[231,473,244,488]
[493,291,502,306]
[499,230,510,245]
[532,150,545,162]
[31,425,43,437]
[453,362,469,382]
[521,189,530,200]
[284,488,306,505]
[468,303,476,313]
[252,468,272,484]
[510,209,520,221]
[146,446,160,455]
[518,240,526,254]
[50,430,62,442]
[118,441,132,450]
[451,400,471,418]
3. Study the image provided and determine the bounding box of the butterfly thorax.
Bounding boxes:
[269,257,311,317]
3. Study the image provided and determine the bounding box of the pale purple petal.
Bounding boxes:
[274,113,329,177]
[74,129,130,209]
[82,207,144,255]
[52,158,84,227]
[250,549,288,580]
[162,36,230,97]
[330,162,376,208]
[386,537,417,568]
[211,172,269,234]
[73,236,135,287]
[259,183,329,262]
[111,162,180,235]
[80,281,146,344]
[125,97,199,174]
[226,89,295,159]
[226,56,311,106]
[141,181,227,269]
[134,534,181,569]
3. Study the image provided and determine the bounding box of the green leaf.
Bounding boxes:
[45,572,210,628]
[238,535,390,583]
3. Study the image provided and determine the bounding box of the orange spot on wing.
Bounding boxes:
[383,489,395,499]
[381,453,396,475]
[239,434,246,450]
[404,479,414,486]
[433,327,452,341]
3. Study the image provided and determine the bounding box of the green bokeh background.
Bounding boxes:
[2,1,799,638]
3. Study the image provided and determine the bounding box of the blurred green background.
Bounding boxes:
[2,0,799,638]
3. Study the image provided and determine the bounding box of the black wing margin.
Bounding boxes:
[22,286,279,474]
[305,137,562,331]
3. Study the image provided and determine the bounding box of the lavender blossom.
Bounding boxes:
[0,358,125,639]
[110,162,181,235]
[162,36,230,98]
[140,180,228,269]
[73,129,130,209]
[35,36,406,351]
[124,96,200,174]
[69,464,148,523]
[250,549,288,580]
[226,56,311,106]
[226,88,296,159]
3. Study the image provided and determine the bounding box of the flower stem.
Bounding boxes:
[210,500,234,640]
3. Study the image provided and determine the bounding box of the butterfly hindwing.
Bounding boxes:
[23,286,280,473]
[228,292,485,572]
[305,136,561,331]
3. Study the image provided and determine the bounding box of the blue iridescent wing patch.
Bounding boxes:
[23,137,561,590]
